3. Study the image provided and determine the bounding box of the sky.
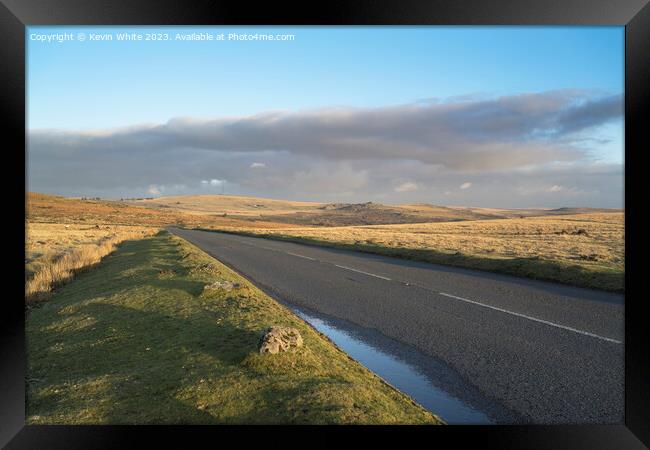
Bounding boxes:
[27,26,624,208]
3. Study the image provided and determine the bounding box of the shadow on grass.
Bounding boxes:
[222,377,356,425]
[27,232,442,425]
[26,235,264,424]
[28,300,262,424]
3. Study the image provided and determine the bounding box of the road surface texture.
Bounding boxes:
[169,228,624,424]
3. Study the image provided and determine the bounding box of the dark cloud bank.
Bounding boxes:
[28,90,623,208]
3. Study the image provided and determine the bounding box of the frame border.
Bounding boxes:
[2,0,648,448]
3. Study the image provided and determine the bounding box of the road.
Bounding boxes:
[169,228,624,424]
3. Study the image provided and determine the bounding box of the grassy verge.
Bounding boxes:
[202,229,623,292]
[25,226,157,308]
[26,231,442,424]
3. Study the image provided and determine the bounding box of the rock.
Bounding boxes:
[258,326,303,354]
[203,280,240,292]
[191,263,214,273]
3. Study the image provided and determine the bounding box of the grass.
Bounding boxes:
[203,212,624,292]
[130,194,508,226]
[26,222,152,263]
[27,192,296,229]
[31,191,620,229]
[130,193,322,217]
[25,223,157,307]
[26,231,442,424]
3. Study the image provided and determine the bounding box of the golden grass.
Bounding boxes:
[213,212,624,291]
[27,192,296,229]
[26,222,153,263]
[25,222,158,307]
[23,191,319,307]
[130,194,322,217]
[129,193,620,227]
[26,192,624,291]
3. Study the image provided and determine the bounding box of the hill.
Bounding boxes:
[30,192,623,229]
[128,194,322,216]
[26,193,295,229]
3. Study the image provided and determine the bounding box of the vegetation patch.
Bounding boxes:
[203,212,624,292]
[25,223,157,307]
[26,231,441,424]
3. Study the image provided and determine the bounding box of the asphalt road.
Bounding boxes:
[169,228,624,424]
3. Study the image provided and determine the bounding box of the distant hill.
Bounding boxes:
[31,192,622,228]
[127,196,500,226]
[129,194,322,217]
[127,194,621,227]
[25,192,295,229]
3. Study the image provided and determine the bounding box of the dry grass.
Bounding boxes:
[128,194,530,226]
[25,191,303,307]
[130,194,322,217]
[27,192,624,291]
[29,191,621,228]
[27,192,293,230]
[26,222,154,266]
[25,222,158,307]
[213,212,624,291]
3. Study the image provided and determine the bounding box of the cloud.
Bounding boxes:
[201,179,224,186]
[555,94,623,134]
[460,182,472,190]
[287,163,369,197]
[29,90,621,173]
[395,182,419,192]
[517,183,586,197]
[27,90,623,207]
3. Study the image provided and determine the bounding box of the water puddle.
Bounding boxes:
[293,306,513,424]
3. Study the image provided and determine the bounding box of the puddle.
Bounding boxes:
[293,306,516,424]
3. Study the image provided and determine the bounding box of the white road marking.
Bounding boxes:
[334,264,392,281]
[438,292,622,344]
[185,230,622,344]
[285,252,316,261]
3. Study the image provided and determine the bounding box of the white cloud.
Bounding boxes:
[29,90,621,174]
[26,90,623,207]
[395,182,419,192]
[201,179,225,187]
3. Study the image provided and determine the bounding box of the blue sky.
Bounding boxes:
[27,26,624,207]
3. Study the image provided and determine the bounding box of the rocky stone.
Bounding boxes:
[203,280,241,292]
[258,326,303,354]
[191,263,214,273]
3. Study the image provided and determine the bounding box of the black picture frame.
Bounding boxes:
[2,0,648,448]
